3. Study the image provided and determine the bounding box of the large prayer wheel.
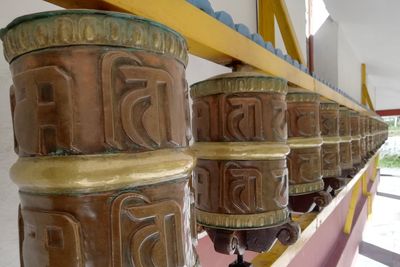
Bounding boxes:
[319,99,344,195]
[191,70,300,257]
[286,89,331,213]
[339,107,353,177]
[2,10,198,266]
[350,111,362,172]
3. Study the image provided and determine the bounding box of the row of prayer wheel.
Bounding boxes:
[0,10,388,266]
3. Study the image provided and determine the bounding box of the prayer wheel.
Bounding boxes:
[286,89,331,213]
[2,10,198,266]
[350,111,362,172]
[372,118,378,151]
[191,70,300,258]
[365,116,372,157]
[339,107,353,177]
[319,100,344,195]
[360,115,368,163]
[368,117,375,155]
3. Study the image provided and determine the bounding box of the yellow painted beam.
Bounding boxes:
[257,0,275,46]
[361,63,375,111]
[272,0,305,64]
[367,195,373,218]
[45,0,382,119]
[344,179,361,234]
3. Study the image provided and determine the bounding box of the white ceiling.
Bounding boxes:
[324,0,400,109]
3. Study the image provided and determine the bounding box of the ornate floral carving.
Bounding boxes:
[190,72,287,98]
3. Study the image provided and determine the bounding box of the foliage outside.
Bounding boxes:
[380,155,400,168]
[379,116,400,167]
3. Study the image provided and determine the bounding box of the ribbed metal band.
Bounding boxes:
[190,72,287,98]
[196,208,289,230]
[322,136,341,144]
[191,141,290,160]
[339,136,352,142]
[1,10,188,65]
[289,180,324,195]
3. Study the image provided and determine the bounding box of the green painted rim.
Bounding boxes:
[1,9,184,41]
[1,9,188,65]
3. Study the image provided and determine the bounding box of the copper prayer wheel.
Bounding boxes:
[360,115,367,162]
[319,99,344,195]
[2,10,198,266]
[367,117,375,155]
[365,116,372,157]
[286,89,331,213]
[350,111,362,172]
[339,107,353,177]
[191,71,300,257]
[372,118,378,151]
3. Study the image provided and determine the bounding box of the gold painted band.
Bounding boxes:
[10,148,194,194]
[322,168,341,178]
[289,180,324,195]
[341,162,353,170]
[196,208,289,230]
[287,137,323,148]
[351,135,362,140]
[322,136,341,144]
[191,142,290,160]
[339,136,352,142]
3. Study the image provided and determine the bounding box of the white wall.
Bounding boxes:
[313,16,365,103]
[313,16,339,86]
[275,0,308,64]
[376,88,400,110]
[210,0,258,32]
[337,26,362,102]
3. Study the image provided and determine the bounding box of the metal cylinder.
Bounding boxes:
[319,99,344,194]
[286,89,331,213]
[360,115,367,162]
[339,107,353,177]
[350,111,362,171]
[2,10,197,266]
[191,71,299,255]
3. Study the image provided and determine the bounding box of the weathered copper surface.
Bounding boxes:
[191,72,299,256]
[18,178,196,267]
[9,46,189,156]
[194,159,288,218]
[287,93,320,138]
[350,112,361,172]
[320,101,341,175]
[286,90,330,212]
[321,143,341,186]
[3,10,197,267]
[339,107,353,177]
[287,147,323,194]
[191,73,287,142]
[319,100,343,195]
[360,116,367,161]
